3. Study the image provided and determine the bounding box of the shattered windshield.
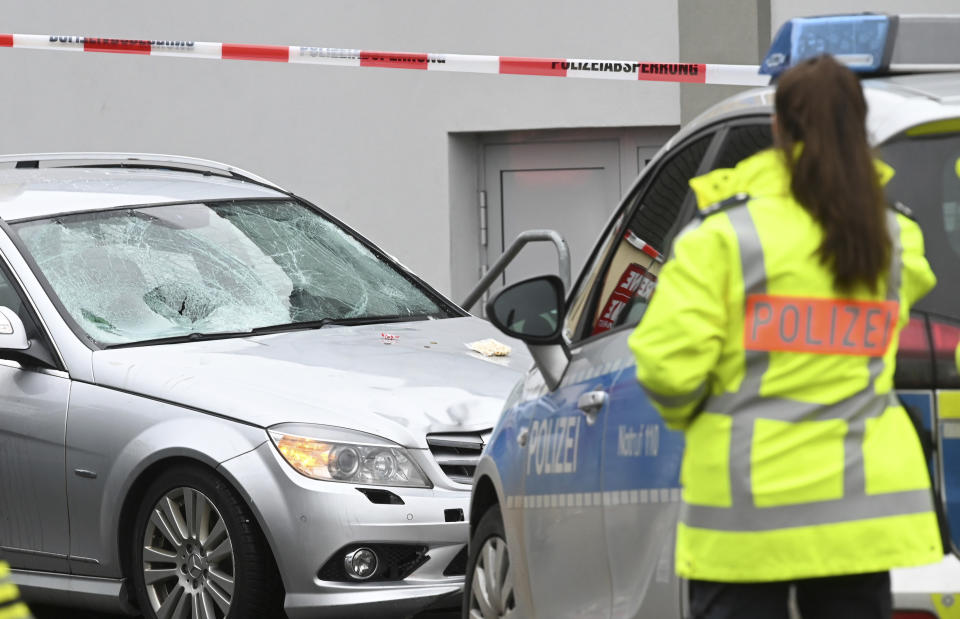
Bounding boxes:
[13,200,453,346]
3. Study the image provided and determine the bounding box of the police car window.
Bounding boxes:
[571,134,713,340]
[881,129,960,317]
[712,123,773,170]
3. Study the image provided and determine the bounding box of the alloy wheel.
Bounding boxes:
[141,486,235,619]
[468,535,516,619]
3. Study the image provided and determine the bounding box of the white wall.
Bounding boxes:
[0,1,683,297]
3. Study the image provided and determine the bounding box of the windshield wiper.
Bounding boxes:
[103,330,257,349]
[102,315,436,349]
[247,314,433,335]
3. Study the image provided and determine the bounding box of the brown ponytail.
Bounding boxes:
[774,55,890,294]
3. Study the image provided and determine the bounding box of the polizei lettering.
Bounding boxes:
[149,40,196,48]
[550,61,701,77]
[639,62,700,77]
[552,61,641,73]
[526,415,581,475]
[744,294,899,356]
[48,36,195,48]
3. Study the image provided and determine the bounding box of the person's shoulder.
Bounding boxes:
[890,200,916,221]
[698,192,751,220]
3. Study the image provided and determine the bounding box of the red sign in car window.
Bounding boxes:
[592,263,657,335]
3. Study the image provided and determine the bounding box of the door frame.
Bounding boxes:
[473,127,675,312]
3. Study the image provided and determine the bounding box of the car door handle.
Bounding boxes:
[578,391,608,416]
[517,427,529,447]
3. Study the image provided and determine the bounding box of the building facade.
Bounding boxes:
[0,0,956,303]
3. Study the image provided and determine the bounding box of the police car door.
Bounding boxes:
[880,125,960,560]
[516,138,678,619]
[595,123,772,618]
[519,271,618,616]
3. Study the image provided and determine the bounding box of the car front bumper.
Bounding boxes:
[218,441,469,619]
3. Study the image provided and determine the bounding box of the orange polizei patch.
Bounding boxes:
[744,294,899,356]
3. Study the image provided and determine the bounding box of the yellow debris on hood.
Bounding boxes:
[466,338,512,357]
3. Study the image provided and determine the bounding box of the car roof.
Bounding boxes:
[668,71,960,151]
[0,165,288,222]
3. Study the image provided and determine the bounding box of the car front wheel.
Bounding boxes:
[130,465,283,619]
[463,504,516,619]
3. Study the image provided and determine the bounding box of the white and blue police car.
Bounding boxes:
[466,13,960,619]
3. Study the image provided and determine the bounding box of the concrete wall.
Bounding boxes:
[679,0,771,124]
[0,1,683,297]
[4,1,957,297]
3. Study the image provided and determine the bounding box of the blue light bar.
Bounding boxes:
[761,15,892,77]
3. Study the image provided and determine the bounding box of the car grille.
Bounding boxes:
[426,430,491,485]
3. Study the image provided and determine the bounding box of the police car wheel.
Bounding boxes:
[463,504,516,619]
[129,465,284,619]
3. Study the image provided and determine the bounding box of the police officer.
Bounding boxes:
[629,54,943,619]
[0,561,32,619]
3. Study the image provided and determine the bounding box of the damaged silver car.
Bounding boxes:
[0,153,527,619]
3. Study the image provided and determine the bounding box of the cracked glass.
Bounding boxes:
[13,200,451,346]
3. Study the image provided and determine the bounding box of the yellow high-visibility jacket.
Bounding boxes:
[629,148,943,582]
[0,562,31,619]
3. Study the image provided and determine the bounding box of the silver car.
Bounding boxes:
[0,153,528,619]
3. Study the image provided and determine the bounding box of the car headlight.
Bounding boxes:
[268,424,431,488]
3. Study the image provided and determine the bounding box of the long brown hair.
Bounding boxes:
[774,55,890,294]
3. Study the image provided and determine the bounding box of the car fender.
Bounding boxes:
[66,381,267,577]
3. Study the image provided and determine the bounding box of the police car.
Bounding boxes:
[466,14,960,619]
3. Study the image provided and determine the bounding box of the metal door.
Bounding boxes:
[483,137,659,293]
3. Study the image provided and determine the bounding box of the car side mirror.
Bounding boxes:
[0,307,29,352]
[486,275,570,390]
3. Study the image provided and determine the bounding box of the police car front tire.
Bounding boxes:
[464,504,516,619]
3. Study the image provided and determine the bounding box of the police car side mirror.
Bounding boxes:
[487,275,565,344]
[487,275,570,391]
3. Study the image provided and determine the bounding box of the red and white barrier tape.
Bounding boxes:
[0,34,769,87]
[624,230,663,261]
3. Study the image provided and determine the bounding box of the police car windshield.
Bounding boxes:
[12,199,453,346]
[880,127,960,318]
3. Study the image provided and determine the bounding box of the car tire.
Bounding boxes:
[130,464,284,619]
[463,504,517,619]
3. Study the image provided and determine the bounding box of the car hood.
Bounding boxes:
[91,317,529,448]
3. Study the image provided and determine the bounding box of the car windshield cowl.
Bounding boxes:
[101,314,438,349]
[13,199,457,347]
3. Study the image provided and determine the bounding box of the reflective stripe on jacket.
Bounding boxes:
[628,148,943,582]
[0,562,31,619]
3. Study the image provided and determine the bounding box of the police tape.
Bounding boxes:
[0,34,770,87]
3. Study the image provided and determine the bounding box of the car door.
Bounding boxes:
[0,255,71,573]
[520,334,626,619]
[879,124,960,557]
[588,122,772,618]
[517,257,625,617]
[514,133,683,618]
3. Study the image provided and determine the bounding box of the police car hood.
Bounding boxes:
[90,316,529,448]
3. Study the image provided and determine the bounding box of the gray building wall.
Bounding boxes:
[679,0,771,124]
[0,1,683,298]
[1,2,958,298]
